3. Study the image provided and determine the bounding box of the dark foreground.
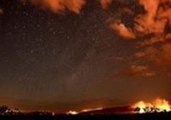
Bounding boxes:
[0,112,171,120]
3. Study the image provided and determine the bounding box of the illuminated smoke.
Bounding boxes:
[109,0,171,75]
[22,0,115,13]
[111,0,171,39]
[123,65,155,77]
[100,0,112,9]
[110,21,136,39]
[20,0,171,75]
[22,0,86,14]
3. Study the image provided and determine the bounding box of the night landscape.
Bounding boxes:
[0,0,171,119]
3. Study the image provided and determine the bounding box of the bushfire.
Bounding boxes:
[66,111,78,115]
[132,98,171,114]
[66,107,103,115]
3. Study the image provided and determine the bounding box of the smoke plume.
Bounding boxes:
[100,0,112,9]
[109,0,171,76]
[22,0,86,14]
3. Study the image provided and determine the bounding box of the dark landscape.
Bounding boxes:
[0,104,171,120]
[0,112,171,120]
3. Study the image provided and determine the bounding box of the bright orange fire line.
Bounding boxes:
[131,98,171,114]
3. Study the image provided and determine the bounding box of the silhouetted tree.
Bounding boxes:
[134,107,141,113]
[0,105,10,115]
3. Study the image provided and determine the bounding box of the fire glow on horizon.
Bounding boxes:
[66,107,103,115]
[66,110,79,115]
[81,107,103,113]
[131,98,171,114]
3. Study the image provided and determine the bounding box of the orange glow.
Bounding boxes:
[66,110,79,115]
[132,98,171,114]
[81,107,103,113]
[153,99,171,112]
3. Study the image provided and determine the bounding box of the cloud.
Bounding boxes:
[110,0,171,43]
[110,21,136,39]
[122,65,155,77]
[19,0,171,75]
[135,43,171,76]
[135,47,158,59]
[156,43,171,68]
[100,0,112,9]
[134,0,162,34]
[22,0,86,14]
[151,43,171,75]
[107,0,171,75]
[22,0,116,13]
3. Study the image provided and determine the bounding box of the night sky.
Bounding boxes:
[0,0,171,112]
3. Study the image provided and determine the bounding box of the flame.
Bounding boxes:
[132,98,171,114]
[66,110,79,115]
[81,107,103,113]
[66,107,103,115]
[153,99,171,112]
